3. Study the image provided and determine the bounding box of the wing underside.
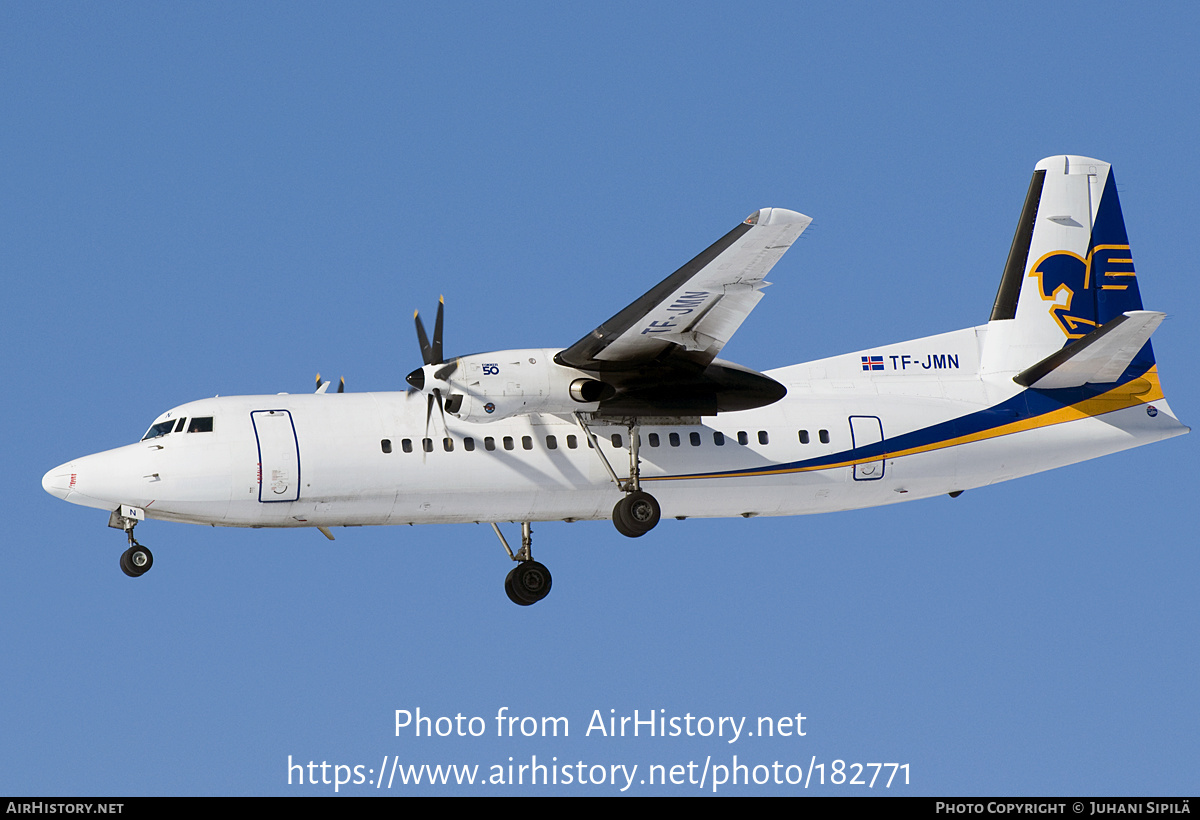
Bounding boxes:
[555,208,810,417]
[556,208,811,372]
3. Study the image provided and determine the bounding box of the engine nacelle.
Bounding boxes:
[442,348,610,423]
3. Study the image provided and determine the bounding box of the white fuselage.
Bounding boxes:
[41,325,1187,531]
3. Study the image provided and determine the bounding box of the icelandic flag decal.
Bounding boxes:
[862,355,884,371]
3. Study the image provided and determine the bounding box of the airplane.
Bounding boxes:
[42,155,1188,605]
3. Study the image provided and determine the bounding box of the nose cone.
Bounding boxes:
[42,446,147,512]
[42,463,75,500]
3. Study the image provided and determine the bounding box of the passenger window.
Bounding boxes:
[690,432,701,446]
[522,436,533,450]
[758,431,769,445]
[546,435,557,450]
[485,437,496,451]
[799,430,810,444]
[381,439,392,454]
[464,437,475,452]
[611,434,623,448]
[188,417,214,433]
[503,436,514,451]
[648,433,660,447]
[566,435,578,449]
[669,432,680,447]
[443,438,453,452]
[819,429,830,444]
[422,438,433,453]
[402,439,413,453]
[714,432,725,446]
[737,431,749,445]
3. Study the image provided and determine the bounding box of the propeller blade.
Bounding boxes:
[421,391,447,458]
[431,296,444,365]
[412,297,450,402]
[414,310,433,365]
[433,386,447,431]
[433,359,458,381]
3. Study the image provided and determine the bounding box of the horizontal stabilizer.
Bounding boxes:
[1013,310,1164,389]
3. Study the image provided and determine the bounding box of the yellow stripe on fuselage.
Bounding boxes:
[650,368,1163,481]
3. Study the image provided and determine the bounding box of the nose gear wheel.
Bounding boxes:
[119,543,153,577]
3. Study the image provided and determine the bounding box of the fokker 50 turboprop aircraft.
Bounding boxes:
[43,156,1188,605]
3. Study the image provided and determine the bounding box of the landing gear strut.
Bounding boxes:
[493,522,552,606]
[492,415,668,605]
[109,506,153,578]
[574,414,662,538]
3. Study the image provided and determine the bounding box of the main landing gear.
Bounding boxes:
[613,491,660,538]
[109,506,154,578]
[573,414,662,539]
[493,417,667,606]
[493,522,552,606]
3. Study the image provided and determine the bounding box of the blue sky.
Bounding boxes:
[4,2,1197,795]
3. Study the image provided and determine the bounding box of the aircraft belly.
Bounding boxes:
[384,488,616,525]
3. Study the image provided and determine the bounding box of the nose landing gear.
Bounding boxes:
[120,542,154,578]
[108,505,154,578]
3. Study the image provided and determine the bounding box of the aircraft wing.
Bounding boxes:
[556,208,812,372]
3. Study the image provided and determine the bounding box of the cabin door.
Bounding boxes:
[849,415,885,481]
[251,409,301,502]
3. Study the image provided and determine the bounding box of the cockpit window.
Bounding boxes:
[142,420,176,440]
[173,418,187,433]
[187,417,214,433]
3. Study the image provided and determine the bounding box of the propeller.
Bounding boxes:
[314,374,345,394]
[406,296,457,437]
